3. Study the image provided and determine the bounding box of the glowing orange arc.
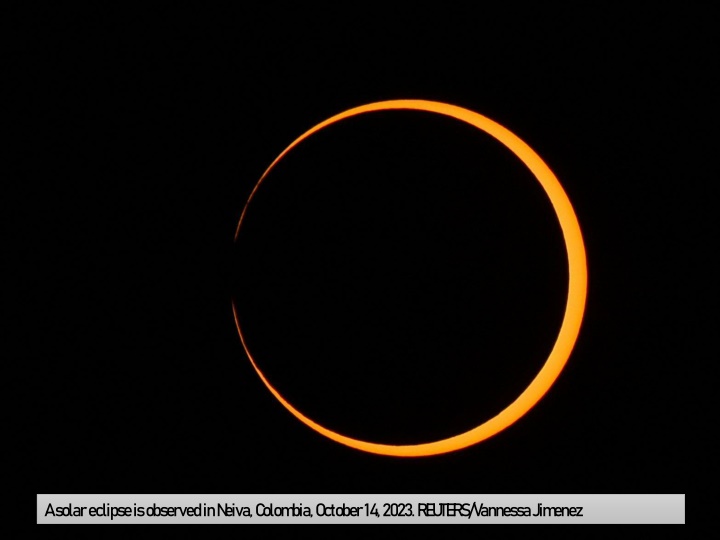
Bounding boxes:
[232,100,588,457]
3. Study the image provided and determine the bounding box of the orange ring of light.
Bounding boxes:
[232,99,587,457]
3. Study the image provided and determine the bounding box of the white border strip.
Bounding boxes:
[37,494,684,524]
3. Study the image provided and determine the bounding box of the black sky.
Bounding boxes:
[11,5,709,499]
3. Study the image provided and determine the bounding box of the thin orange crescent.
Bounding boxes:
[232,100,588,457]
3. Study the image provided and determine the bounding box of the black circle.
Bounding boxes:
[232,109,567,445]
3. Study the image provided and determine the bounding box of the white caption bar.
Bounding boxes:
[37,494,685,524]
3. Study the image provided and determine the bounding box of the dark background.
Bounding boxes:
[11,5,709,499]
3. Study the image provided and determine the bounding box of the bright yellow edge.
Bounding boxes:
[232,99,588,457]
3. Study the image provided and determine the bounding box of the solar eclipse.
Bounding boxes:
[232,100,587,457]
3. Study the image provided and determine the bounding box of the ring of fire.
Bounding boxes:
[232,99,587,457]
